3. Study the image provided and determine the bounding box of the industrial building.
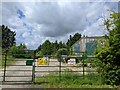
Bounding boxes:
[72,36,102,55]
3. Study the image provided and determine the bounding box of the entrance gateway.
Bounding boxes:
[2,50,97,85]
[2,50,49,85]
[2,50,36,84]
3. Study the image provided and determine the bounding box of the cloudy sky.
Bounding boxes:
[1,0,119,49]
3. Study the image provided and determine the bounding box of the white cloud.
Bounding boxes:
[22,32,30,38]
[1,1,118,49]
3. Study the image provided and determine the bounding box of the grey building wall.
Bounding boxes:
[72,36,102,54]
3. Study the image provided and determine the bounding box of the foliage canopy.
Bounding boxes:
[95,12,120,85]
[1,25,16,49]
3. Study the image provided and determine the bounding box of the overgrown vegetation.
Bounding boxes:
[95,12,120,85]
[35,72,116,88]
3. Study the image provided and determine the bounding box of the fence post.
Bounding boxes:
[59,59,62,81]
[48,55,50,66]
[82,53,85,78]
[3,50,8,82]
[32,50,36,84]
[82,51,87,78]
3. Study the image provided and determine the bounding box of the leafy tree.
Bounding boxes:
[95,12,120,85]
[9,43,31,58]
[37,40,67,56]
[59,41,66,49]
[54,40,59,50]
[37,33,81,56]
[9,44,18,55]
[18,43,27,54]
[1,25,16,49]
[66,33,81,54]
[36,44,41,52]
[41,40,52,55]
[0,26,2,48]
[51,41,58,55]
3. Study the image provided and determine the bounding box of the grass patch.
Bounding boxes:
[0,55,15,68]
[35,72,117,88]
[0,47,1,66]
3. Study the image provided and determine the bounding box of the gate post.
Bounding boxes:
[59,60,61,81]
[82,51,87,78]
[3,50,8,82]
[83,50,87,78]
[32,50,36,84]
[82,53,85,78]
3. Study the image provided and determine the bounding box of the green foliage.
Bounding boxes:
[37,40,67,56]
[36,33,81,56]
[41,40,52,55]
[2,55,15,68]
[35,72,112,88]
[95,12,120,85]
[66,33,81,47]
[1,25,16,49]
[66,33,81,55]
[9,44,32,58]
[57,48,68,62]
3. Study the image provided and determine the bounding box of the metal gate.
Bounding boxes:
[2,50,35,85]
[33,54,97,84]
[2,50,98,85]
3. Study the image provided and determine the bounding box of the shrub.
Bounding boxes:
[57,48,68,62]
[95,12,120,85]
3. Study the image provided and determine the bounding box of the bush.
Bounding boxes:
[57,48,68,62]
[95,12,120,85]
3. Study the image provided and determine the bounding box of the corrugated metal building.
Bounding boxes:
[72,36,102,55]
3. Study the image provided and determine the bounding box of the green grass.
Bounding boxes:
[0,55,15,68]
[35,72,117,88]
[0,55,2,68]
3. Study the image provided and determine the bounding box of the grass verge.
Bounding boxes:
[35,72,118,88]
[0,55,15,68]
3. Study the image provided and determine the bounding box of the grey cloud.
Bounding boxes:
[25,2,87,37]
[2,2,24,27]
[1,2,118,49]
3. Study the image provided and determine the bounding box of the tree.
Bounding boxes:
[10,43,31,58]
[66,33,81,54]
[37,40,67,56]
[95,12,120,85]
[55,40,59,50]
[58,41,66,49]
[37,33,81,56]
[1,25,16,49]
[37,44,41,51]
[41,40,52,55]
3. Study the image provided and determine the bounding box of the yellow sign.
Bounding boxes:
[37,58,47,65]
